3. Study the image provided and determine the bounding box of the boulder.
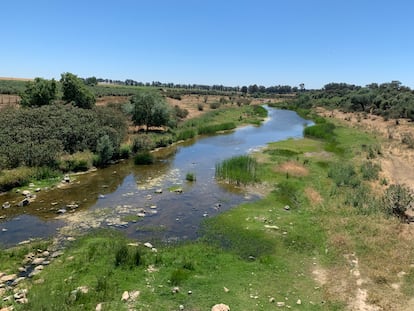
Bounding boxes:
[211,304,230,311]
[2,202,10,209]
[18,198,30,207]
[121,291,129,301]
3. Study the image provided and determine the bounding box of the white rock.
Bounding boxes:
[129,290,140,301]
[121,291,129,301]
[32,258,45,265]
[179,305,185,310]
[144,242,153,248]
[296,299,302,305]
[211,304,230,311]
[96,303,103,311]
[277,301,285,307]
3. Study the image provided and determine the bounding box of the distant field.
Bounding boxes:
[0,77,32,81]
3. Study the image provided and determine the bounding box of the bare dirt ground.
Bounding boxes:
[317,108,414,192]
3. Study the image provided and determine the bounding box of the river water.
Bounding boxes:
[0,108,311,247]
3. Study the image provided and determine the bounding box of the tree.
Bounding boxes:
[240,86,248,94]
[20,78,57,107]
[131,92,171,132]
[60,72,95,109]
[84,76,98,86]
[96,135,114,166]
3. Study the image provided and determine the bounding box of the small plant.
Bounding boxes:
[402,133,414,148]
[134,152,154,165]
[114,244,129,266]
[197,103,204,111]
[328,163,360,188]
[170,268,189,286]
[186,172,196,182]
[119,144,131,159]
[132,135,154,153]
[209,102,221,109]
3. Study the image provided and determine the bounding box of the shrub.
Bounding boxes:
[59,151,93,172]
[402,133,414,148]
[360,161,381,180]
[186,172,196,182]
[132,135,154,153]
[304,122,336,140]
[119,144,131,159]
[114,244,129,267]
[134,152,154,165]
[197,122,236,135]
[380,184,413,220]
[209,102,221,109]
[197,103,204,111]
[173,105,189,119]
[95,135,114,167]
[328,163,360,188]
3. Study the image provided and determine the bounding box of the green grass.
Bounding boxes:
[185,172,196,182]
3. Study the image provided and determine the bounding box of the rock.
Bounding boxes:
[284,205,290,211]
[51,251,64,258]
[150,205,157,209]
[2,202,10,209]
[57,209,67,214]
[1,228,7,232]
[296,299,302,305]
[129,290,140,301]
[96,303,103,311]
[188,290,192,295]
[77,286,89,294]
[155,189,163,194]
[172,286,180,293]
[269,297,275,303]
[18,267,26,273]
[0,216,6,219]
[64,175,70,183]
[144,242,153,249]
[66,203,79,209]
[16,298,29,304]
[28,270,42,278]
[277,301,285,307]
[22,190,31,197]
[211,304,230,311]
[34,265,44,271]
[67,237,76,241]
[42,251,50,257]
[264,225,279,230]
[179,305,185,310]
[18,198,30,207]
[137,212,146,217]
[223,287,230,293]
[0,274,16,283]
[174,188,183,194]
[32,257,45,265]
[0,305,14,311]
[121,290,129,301]
[12,277,26,286]
[35,188,41,192]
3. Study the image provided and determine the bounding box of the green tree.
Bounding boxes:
[84,76,98,86]
[95,135,114,166]
[60,72,95,109]
[20,78,57,107]
[131,92,171,132]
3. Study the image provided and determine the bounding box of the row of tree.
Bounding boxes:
[290,81,414,120]
[96,77,302,95]
[20,73,96,108]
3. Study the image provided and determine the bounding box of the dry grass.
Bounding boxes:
[275,160,309,177]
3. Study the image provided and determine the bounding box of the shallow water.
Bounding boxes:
[0,107,311,246]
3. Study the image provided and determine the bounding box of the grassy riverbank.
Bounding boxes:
[2,111,414,310]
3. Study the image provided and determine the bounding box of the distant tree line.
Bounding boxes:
[288,81,414,120]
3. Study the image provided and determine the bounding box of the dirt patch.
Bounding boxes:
[304,187,323,205]
[275,161,309,177]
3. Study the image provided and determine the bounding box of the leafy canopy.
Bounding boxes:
[131,91,171,131]
[60,72,95,109]
[20,78,57,107]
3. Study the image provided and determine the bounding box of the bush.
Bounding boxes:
[197,103,204,111]
[95,135,114,167]
[59,151,93,172]
[380,184,413,220]
[197,122,236,135]
[175,128,197,141]
[132,135,154,153]
[402,133,414,148]
[0,167,35,192]
[186,172,196,182]
[209,102,221,109]
[134,152,154,165]
[173,105,189,119]
[328,163,360,188]
[119,144,131,159]
[170,268,189,286]
[304,122,336,140]
[360,161,381,180]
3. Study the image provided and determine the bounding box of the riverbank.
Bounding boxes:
[2,109,414,310]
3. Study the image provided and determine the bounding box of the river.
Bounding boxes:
[0,107,312,247]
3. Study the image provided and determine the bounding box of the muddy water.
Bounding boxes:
[0,108,311,246]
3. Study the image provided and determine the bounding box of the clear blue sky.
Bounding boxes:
[1,0,414,89]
